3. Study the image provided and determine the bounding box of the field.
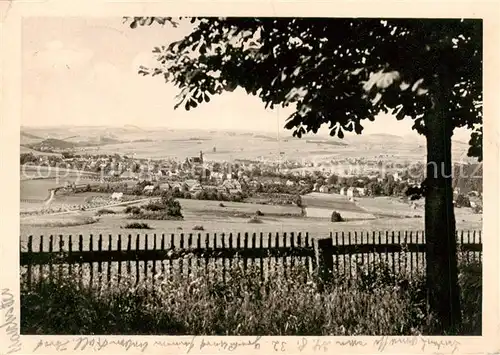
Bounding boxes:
[20,166,98,201]
[20,179,57,200]
[20,193,482,248]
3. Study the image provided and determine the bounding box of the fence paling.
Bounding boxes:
[98,235,103,290]
[118,235,123,285]
[259,232,264,282]
[169,234,174,276]
[179,233,185,275]
[135,235,140,285]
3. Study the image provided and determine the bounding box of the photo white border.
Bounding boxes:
[1,1,499,354]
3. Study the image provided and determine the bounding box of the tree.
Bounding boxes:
[128,17,482,333]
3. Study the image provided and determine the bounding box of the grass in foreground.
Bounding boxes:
[21,260,481,336]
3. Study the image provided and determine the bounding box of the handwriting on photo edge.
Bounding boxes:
[31,334,462,354]
[32,335,264,353]
[1,288,22,355]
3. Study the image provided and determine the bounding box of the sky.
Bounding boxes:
[22,17,472,141]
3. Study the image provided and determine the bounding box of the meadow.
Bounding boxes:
[20,257,482,335]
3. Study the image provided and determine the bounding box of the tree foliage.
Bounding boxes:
[128,17,482,332]
[126,17,482,160]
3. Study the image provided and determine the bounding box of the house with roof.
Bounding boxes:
[143,185,155,194]
[222,179,242,193]
[319,185,329,193]
[393,172,402,182]
[170,182,183,191]
[190,183,203,192]
[188,151,204,165]
[111,192,123,201]
[159,183,172,191]
[120,170,138,180]
[347,187,356,199]
[347,187,366,198]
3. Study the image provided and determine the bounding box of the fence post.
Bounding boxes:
[314,237,334,292]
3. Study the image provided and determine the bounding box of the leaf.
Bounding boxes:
[284,120,296,130]
[354,122,363,134]
[396,108,406,120]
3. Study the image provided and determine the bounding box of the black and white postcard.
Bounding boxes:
[1,1,498,354]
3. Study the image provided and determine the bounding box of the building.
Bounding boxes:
[189,151,204,165]
[346,187,365,198]
[159,183,172,191]
[319,185,329,193]
[120,171,138,180]
[111,192,123,201]
[171,182,183,190]
[222,179,242,192]
[190,183,203,192]
[143,185,155,194]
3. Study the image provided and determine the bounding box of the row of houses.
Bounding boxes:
[312,183,367,197]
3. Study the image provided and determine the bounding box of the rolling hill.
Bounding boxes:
[19,125,475,163]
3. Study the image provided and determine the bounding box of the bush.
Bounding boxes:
[455,194,471,208]
[248,216,263,224]
[138,197,184,218]
[193,225,204,231]
[143,202,165,211]
[124,206,141,214]
[95,208,115,216]
[122,222,152,229]
[255,210,264,216]
[219,203,225,207]
[129,211,184,221]
[331,211,344,222]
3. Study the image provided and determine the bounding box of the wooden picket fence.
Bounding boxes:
[20,230,482,291]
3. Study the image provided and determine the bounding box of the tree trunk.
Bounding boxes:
[424,99,462,334]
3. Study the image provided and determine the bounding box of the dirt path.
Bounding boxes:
[22,197,153,218]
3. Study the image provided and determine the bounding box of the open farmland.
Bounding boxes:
[303,192,369,212]
[20,166,99,201]
[20,194,482,247]
[176,198,302,218]
[302,192,377,220]
[20,179,57,200]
